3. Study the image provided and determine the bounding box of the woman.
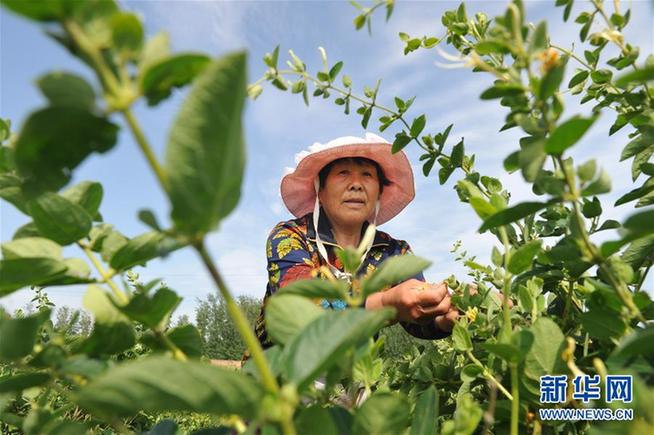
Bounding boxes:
[254,133,459,348]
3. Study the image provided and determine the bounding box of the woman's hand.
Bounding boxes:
[371,278,452,324]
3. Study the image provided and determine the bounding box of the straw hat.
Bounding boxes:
[280,133,415,225]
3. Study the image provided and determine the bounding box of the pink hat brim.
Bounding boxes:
[280,143,415,225]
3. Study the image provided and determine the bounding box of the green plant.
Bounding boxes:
[1,0,653,434]
[249,0,654,433]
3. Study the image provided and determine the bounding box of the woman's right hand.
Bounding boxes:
[379,279,452,324]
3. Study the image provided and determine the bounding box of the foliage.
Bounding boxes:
[195,293,260,360]
[0,0,653,434]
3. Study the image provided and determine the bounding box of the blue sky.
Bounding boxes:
[1,1,653,319]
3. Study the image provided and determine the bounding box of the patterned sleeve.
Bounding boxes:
[394,240,451,340]
[254,221,315,349]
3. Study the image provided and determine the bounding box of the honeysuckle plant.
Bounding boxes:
[250,0,654,433]
[1,0,653,434]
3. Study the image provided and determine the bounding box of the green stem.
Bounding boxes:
[466,350,514,401]
[78,243,129,305]
[556,156,644,322]
[636,263,651,292]
[62,20,122,99]
[498,227,513,332]
[122,109,168,191]
[510,364,519,435]
[193,242,278,393]
[549,44,593,71]
[155,329,187,361]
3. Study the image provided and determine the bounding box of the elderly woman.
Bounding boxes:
[254,133,459,348]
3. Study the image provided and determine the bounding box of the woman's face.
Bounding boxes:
[318,159,381,229]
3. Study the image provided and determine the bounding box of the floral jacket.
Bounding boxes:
[253,210,451,349]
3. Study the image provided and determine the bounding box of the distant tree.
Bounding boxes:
[175,314,191,327]
[194,294,261,360]
[54,306,93,336]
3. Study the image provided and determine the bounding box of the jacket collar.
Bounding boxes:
[306,208,389,248]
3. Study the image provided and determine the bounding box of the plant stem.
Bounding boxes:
[63,21,119,93]
[466,350,514,401]
[555,156,644,322]
[155,329,188,361]
[636,263,651,292]
[122,109,168,190]
[510,364,520,435]
[498,227,513,332]
[549,44,592,70]
[78,243,129,305]
[193,242,278,393]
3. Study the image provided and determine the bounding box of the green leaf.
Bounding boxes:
[580,306,626,339]
[590,68,613,84]
[111,12,143,59]
[14,107,118,192]
[519,138,546,182]
[582,197,602,218]
[282,308,395,390]
[1,237,62,260]
[89,224,128,262]
[529,21,548,54]
[410,386,438,435]
[469,197,497,220]
[450,140,464,167]
[620,131,654,161]
[392,132,412,153]
[165,52,246,236]
[328,61,343,81]
[118,287,181,329]
[295,406,340,435]
[612,325,654,359]
[75,356,264,418]
[615,65,654,88]
[361,255,431,299]
[138,209,162,231]
[0,310,50,360]
[277,278,348,300]
[36,71,95,109]
[508,240,542,274]
[438,166,455,185]
[577,159,597,182]
[623,209,654,235]
[1,0,74,21]
[539,57,567,99]
[77,285,135,356]
[138,32,171,74]
[568,70,589,88]
[479,202,549,232]
[353,392,410,435]
[622,235,654,269]
[503,150,520,173]
[61,181,103,217]
[480,83,524,99]
[523,318,565,385]
[544,115,596,154]
[166,324,203,357]
[410,115,426,137]
[581,169,611,196]
[28,192,92,245]
[109,232,182,271]
[475,40,509,55]
[0,372,51,393]
[140,54,211,106]
[452,323,472,352]
[265,294,324,346]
